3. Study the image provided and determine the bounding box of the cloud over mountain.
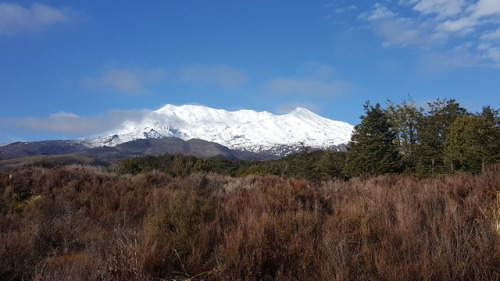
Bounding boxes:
[0,109,151,136]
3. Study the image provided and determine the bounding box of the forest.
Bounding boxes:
[0,98,499,281]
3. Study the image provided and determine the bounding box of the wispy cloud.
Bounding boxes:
[178,64,248,88]
[358,3,397,21]
[83,68,168,94]
[418,46,483,72]
[355,0,500,68]
[0,110,151,136]
[267,63,353,97]
[0,2,74,35]
[268,78,351,97]
[406,0,467,19]
[297,62,335,79]
[83,64,248,94]
[358,3,441,48]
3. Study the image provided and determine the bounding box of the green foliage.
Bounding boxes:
[315,150,346,178]
[344,103,401,177]
[415,98,468,175]
[386,98,422,172]
[478,105,500,126]
[444,116,500,173]
[284,146,318,179]
[7,194,41,213]
[115,148,347,180]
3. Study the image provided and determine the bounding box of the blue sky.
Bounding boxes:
[1,0,499,144]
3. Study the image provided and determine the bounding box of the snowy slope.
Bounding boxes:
[83,104,354,155]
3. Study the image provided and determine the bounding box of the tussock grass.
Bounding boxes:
[0,164,498,280]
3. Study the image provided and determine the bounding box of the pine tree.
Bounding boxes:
[344,103,401,177]
[479,105,500,126]
[444,116,500,173]
[315,150,346,178]
[415,98,467,175]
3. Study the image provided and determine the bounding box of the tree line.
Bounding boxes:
[115,98,498,178]
[344,98,499,177]
[115,148,346,179]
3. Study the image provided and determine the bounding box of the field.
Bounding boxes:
[1,164,499,280]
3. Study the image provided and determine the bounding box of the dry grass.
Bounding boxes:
[0,164,498,280]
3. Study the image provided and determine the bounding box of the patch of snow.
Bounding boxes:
[81,104,354,155]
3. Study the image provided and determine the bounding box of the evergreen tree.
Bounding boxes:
[344,103,401,177]
[287,145,318,179]
[314,150,346,178]
[478,105,500,126]
[415,98,467,175]
[444,116,500,173]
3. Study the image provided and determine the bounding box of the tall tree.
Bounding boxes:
[315,150,346,178]
[415,98,467,175]
[386,98,422,173]
[344,103,401,177]
[444,116,500,173]
[478,105,500,126]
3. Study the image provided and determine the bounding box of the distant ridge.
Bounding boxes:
[0,137,266,171]
[0,104,354,169]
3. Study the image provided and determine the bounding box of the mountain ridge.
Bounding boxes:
[81,104,354,155]
[0,137,270,171]
[0,104,354,169]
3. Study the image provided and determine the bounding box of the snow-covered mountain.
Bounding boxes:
[82,104,354,156]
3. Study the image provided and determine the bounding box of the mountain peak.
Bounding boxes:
[287,107,317,117]
[84,104,354,156]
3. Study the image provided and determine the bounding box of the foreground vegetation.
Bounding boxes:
[1,164,499,280]
[1,98,498,280]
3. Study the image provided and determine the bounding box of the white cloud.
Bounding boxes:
[0,109,151,136]
[477,43,500,62]
[178,64,248,88]
[374,19,426,47]
[267,63,353,97]
[481,27,500,40]
[267,78,351,97]
[83,64,248,94]
[472,0,500,18]
[408,0,500,35]
[83,68,168,94]
[437,17,475,33]
[334,5,357,14]
[355,1,500,67]
[297,62,335,79]
[418,46,483,72]
[0,2,73,35]
[358,3,397,21]
[407,0,467,19]
[359,3,440,48]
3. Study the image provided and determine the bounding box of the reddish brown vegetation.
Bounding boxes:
[0,165,499,280]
